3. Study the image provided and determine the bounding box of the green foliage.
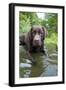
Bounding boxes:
[19,12,58,47]
[45,33,57,45]
[19,12,31,34]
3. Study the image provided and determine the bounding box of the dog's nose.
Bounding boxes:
[34,40,39,44]
[33,34,41,46]
[34,34,40,41]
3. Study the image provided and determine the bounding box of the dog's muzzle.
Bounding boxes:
[33,34,42,46]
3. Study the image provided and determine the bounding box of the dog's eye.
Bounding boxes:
[38,30,42,35]
[33,31,36,34]
[38,30,40,34]
[38,31,40,34]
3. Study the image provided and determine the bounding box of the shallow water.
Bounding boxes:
[19,45,58,78]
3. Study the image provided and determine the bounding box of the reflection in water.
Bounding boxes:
[41,65,57,76]
[19,46,58,78]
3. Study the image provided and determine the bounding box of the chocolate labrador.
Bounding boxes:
[20,25,48,64]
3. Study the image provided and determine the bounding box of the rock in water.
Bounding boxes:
[26,59,32,64]
[20,63,32,68]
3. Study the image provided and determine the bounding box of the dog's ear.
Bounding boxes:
[42,26,48,39]
[25,32,31,51]
[25,26,33,51]
[28,26,33,40]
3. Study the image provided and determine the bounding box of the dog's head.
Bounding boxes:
[29,25,47,47]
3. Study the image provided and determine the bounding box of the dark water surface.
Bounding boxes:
[19,45,58,78]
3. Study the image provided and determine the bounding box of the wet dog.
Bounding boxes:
[20,25,48,64]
